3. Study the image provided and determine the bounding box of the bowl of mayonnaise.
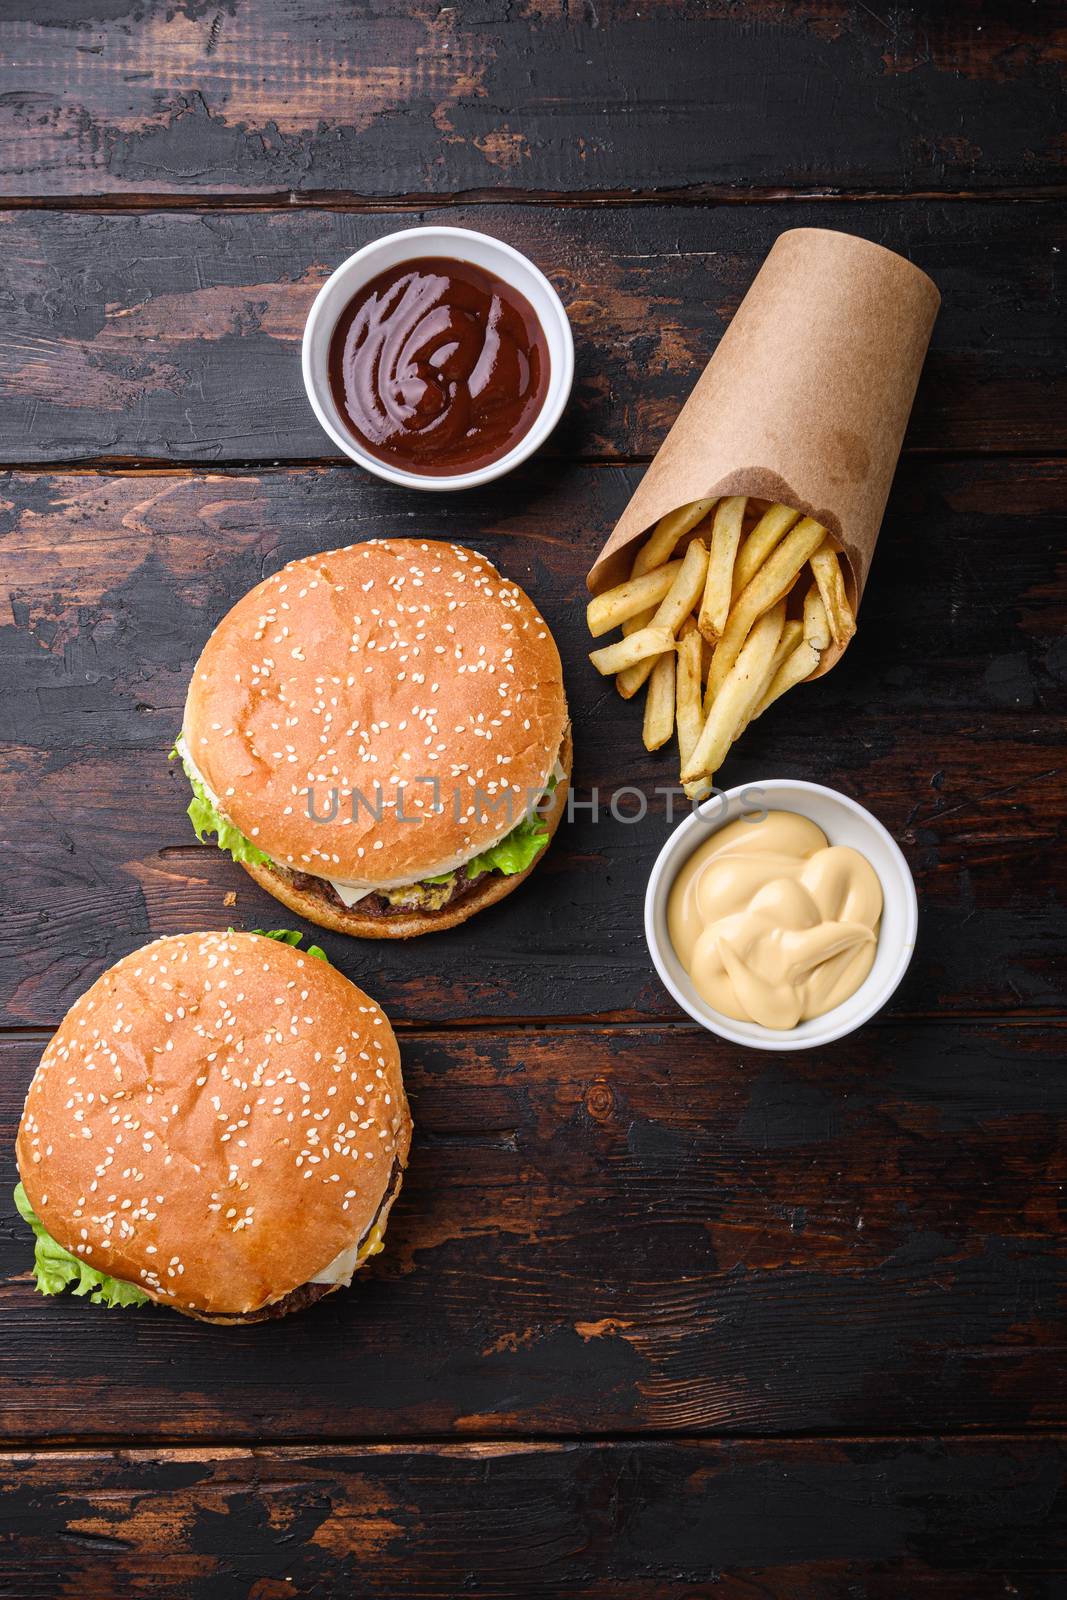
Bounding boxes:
[644,780,918,1050]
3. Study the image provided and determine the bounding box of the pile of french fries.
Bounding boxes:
[587,498,856,797]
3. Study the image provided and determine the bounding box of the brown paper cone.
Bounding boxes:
[587,228,940,676]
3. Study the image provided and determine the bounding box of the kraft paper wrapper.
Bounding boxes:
[587,228,940,677]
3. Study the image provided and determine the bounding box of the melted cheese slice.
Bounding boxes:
[311,1224,386,1286]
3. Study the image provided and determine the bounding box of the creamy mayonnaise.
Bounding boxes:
[667,811,882,1030]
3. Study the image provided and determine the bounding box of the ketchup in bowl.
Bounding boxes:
[327,257,551,477]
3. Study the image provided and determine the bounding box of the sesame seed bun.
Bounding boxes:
[16,932,411,1321]
[243,724,571,938]
[183,540,569,891]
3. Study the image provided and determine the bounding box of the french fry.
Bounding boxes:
[704,517,827,708]
[680,614,716,683]
[623,605,657,636]
[738,618,804,734]
[770,616,805,676]
[730,503,802,598]
[750,639,821,720]
[617,647,666,699]
[587,559,683,637]
[642,649,676,751]
[802,581,832,652]
[697,495,746,642]
[651,537,710,635]
[631,498,717,578]
[682,611,723,798]
[810,540,857,649]
[617,537,709,698]
[682,601,786,784]
[587,498,862,790]
[616,606,657,690]
[589,626,675,677]
[675,628,704,768]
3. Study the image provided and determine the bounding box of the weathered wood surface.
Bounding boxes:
[3,2,1065,201]
[1,460,1062,1027]
[1,202,1065,465]
[2,1438,1064,1598]
[0,2,1063,1594]
[1,1020,1064,1441]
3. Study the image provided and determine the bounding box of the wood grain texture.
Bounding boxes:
[1,1020,1065,1441]
[0,460,1062,1027]
[0,1,1063,1584]
[1,2,1065,199]
[1,1438,1065,1598]
[1,201,1064,464]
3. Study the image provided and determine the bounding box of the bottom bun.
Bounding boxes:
[242,727,572,940]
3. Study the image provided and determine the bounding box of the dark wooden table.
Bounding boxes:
[1,4,1064,1595]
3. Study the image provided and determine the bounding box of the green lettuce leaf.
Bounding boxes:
[13,1183,149,1309]
[171,734,271,868]
[427,776,558,885]
[467,811,549,878]
[249,928,329,963]
[468,780,558,880]
[171,732,558,889]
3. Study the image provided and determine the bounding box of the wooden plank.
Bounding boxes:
[1,1438,1064,1598]
[0,460,1063,1027]
[1,3,1064,199]
[1,201,1064,465]
[1,1021,1064,1441]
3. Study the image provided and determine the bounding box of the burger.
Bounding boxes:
[14,930,411,1323]
[171,540,571,937]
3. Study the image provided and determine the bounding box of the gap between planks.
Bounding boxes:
[1,1015,1065,1046]
[2,1426,1066,1457]
[0,186,1065,214]
[3,449,1067,476]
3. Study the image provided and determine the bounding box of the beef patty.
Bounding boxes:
[285,863,487,920]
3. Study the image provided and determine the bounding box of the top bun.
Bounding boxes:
[183,540,568,886]
[16,932,411,1318]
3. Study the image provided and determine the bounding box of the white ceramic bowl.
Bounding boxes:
[644,779,918,1051]
[301,225,574,491]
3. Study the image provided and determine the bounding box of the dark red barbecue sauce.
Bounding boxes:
[327,257,551,476]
